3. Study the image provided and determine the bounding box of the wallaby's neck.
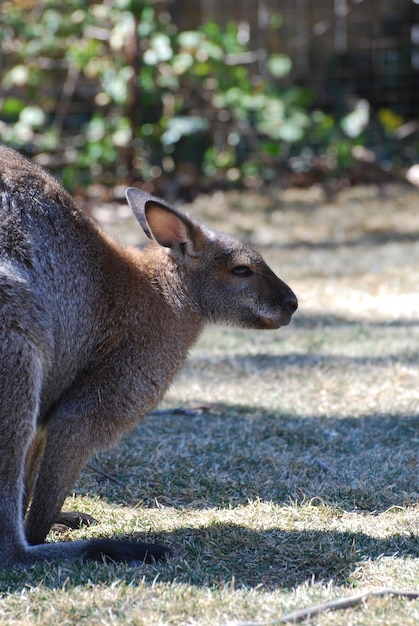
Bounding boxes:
[114,240,204,354]
[101,241,204,413]
[124,243,197,314]
[136,243,198,314]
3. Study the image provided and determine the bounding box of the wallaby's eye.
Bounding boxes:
[231,265,253,278]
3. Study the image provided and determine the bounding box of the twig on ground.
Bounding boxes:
[280,588,419,623]
[225,588,419,625]
[86,463,125,487]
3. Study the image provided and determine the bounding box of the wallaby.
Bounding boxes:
[0,146,297,567]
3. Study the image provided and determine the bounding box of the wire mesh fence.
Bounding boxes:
[171,0,419,117]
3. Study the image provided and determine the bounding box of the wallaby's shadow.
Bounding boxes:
[0,525,417,593]
[162,524,419,590]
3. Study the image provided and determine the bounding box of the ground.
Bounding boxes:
[0,183,418,625]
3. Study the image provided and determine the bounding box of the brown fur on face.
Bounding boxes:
[0,146,297,566]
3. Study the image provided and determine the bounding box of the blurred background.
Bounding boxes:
[1,0,418,199]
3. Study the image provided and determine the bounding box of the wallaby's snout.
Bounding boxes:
[253,262,298,330]
[284,290,298,317]
[276,272,299,325]
[269,285,298,329]
[284,292,299,321]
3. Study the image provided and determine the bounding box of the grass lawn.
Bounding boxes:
[1,184,418,625]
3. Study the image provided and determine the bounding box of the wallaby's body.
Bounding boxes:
[0,146,297,566]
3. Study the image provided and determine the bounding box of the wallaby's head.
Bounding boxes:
[126,188,298,329]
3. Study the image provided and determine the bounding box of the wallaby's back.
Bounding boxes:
[0,146,297,567]
[0,147,121,412]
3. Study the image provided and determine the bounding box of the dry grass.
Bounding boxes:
[0,183,418,624]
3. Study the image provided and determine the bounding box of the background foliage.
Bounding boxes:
[1,0,418,194]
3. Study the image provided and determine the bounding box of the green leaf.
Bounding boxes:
[270,13,283,29]
[161,116,209,145]
[19,106,46,128]
[5,65,29,87]
[277,120,305,142]
[178,31,202,50]
[1,97,25,118]
[267,54,292,78]
[172,52,194,75]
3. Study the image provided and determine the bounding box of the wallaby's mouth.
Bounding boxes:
[259,313,293,329]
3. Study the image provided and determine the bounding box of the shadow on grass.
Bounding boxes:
[5,408,416,592]
[267,228,419,251]
[0,524,417,592]
[1,411,418,592]
[292,313,419,330]
[162,523,419,589]
[186,350,419,370]
[83,407,419,514]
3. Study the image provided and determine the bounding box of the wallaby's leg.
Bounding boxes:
[26,361,143,545]
[25,397,111,546]
[0,333,43,565]
[24,428,98,530]
[25,370,171,563]
[23,427,47,515]
[24,429,98,531]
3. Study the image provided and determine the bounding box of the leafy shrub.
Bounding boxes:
[0,1,415,193]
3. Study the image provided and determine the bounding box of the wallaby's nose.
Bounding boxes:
[286,294,298,314]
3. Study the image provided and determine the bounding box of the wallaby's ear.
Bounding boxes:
[125,188,155,240]
[125,187,202,259]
